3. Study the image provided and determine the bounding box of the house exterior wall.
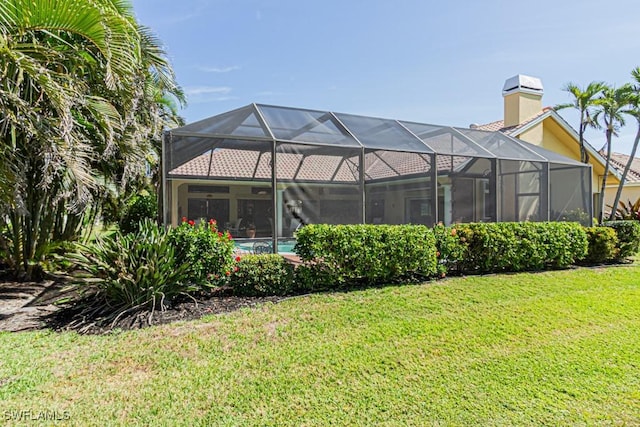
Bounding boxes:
[604,184,640,213]
[516,124,544,147]
[516,117,621,202]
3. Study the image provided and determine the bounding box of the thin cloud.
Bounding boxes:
[165,12,199,24]
[188,95,239,104]
[197,65,241,73]
[184,86,232,96]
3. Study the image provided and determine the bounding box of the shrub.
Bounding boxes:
[444,222,588,274]
[295,224,438,291]
[72,219,192,314]
[433,223,468,276]
[119,193,158,234]
[602,220,640,260]
[541,222,589,268]
[229,254,295,296]
[583,226,619,264]
[168,218,235,287]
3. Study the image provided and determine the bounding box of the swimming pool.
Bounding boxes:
[234,239,297,254]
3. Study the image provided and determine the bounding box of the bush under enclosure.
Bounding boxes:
[295,224,438,291]
[433,222,589,275]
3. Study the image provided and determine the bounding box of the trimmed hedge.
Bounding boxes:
[70,218,640,311]
[229,254,295,296]
[168,219,235,287]
[295,224,438,291]
[433,223,467,275]
[583,227,619,264]
[433,222,588,274]
[602,220,640,260]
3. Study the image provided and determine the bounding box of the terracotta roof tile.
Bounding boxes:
[171,149,360,182]
[475,107,552,135]
[170,149,473,182]
[475,120,509,132]
[607,152,640,183]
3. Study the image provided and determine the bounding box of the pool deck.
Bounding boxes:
[281,254,302,266]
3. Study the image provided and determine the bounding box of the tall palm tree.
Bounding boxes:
[556,81,607,163]
[555,81,607,217]
[0,0,183,279]
[594,84,634,223]
[609,67,640,220]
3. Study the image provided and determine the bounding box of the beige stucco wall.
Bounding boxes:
[503,92,543,127]
[603,184,640,212]
[516,122,544,147]
[516,117,620,199]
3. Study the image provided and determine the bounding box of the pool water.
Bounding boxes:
[234,240,297,254]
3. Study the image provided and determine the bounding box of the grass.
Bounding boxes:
[1,266,640,426]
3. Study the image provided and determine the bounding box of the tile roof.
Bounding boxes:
[169,149,473,182]
[474,119,510,133]
[475,107,552,135]
[170,149,360,182]
[606,152,640,183]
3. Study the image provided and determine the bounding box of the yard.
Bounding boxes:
[1,266,639,426]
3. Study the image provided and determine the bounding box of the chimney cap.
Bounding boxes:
[503,74,543,96]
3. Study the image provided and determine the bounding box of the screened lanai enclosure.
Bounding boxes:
[163,104,592,251]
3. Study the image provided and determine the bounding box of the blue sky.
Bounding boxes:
[132,0,640,154]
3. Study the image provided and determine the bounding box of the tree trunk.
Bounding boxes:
[598,127,614,223]
[579,119,588,163]
[609,123,640,220]
[578,120,590,214]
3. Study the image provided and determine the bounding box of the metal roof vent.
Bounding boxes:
[502,74,544,96]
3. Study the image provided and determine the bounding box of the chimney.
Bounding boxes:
[502,74,543,127]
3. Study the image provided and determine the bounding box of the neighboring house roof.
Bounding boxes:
[477,107,623,180]
[606,152,640,183]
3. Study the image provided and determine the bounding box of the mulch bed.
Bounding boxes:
[48,292,285,335]
[0,276,285,335]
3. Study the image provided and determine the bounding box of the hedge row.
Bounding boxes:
[434,222,589,274]
[583,226,619,264]
[230,221,640,296]
[76,220,640,308]
[602,220,640,260]
[294,224,438,291]
[229,254,295,296]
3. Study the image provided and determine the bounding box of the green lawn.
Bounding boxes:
[2,266,640,426]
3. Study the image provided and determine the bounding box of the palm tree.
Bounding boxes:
[594,84,634,223]
[556,81,607,163]
[0,0,183,279]
[555,82,607,217]
[609,67,640,220]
